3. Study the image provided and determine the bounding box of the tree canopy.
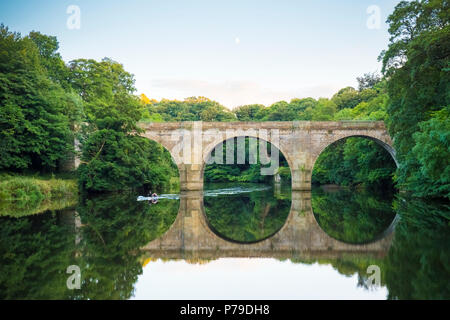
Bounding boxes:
[0,25,80,172]
[379,0,449,198]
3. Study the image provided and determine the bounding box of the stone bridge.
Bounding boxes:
[140,121,396,260]
[140,121,395,191]
[142,190,396,260]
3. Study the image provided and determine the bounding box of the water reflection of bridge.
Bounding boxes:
[142,191,395,260]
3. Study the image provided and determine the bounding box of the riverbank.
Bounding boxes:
[0,173,78,217]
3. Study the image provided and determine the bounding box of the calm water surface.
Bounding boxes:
[0,183,448,299]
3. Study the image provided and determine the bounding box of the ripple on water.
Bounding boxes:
[137,184,273,201]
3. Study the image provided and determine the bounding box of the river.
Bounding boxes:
[0,182,448,299]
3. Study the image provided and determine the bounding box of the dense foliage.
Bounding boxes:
[312,137,397,190]
[0,25,179,193]
[78,131,178,192]
[0,26,80,172]
[142,96,236,122]
[67,58,179,192]
[380,0,449,198]
[140,75,387,124]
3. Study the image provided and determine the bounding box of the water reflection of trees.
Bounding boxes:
[311,187,396,244]
[385,198,450,300]
[0,193,179,300]
[72,193,178,299]
[0,195,77,218]
[0,210,77,299]
[203,187,291,243]
[0,191,448,299]
[288,256,387,289]
[296,194,449,299]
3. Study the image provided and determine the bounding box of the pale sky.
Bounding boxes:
[131,258,388,300]
[0,0,402,108]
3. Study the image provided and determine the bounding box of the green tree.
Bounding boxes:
[311,98,337,120]
[204,137,290,183]
[331,87,361,110]
[380,0,449,198]
[312,137,396,190]
[28,31,71,89]
[233,104,265,121]
[0,26,76,171]
[78,131,177,192]
[289,97,318,119]
[264,101,294,121]
[71,58,178,192]
[147,96,235,122]
[356,72,382,91]
[68,58,142,133]
[409,107,450,197]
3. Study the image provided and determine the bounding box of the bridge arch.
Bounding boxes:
[311,132,398,173]
[200,132,294,184]
[141,131,185,166]
[200,134,293,244]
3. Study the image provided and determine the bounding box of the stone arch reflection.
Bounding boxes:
[310,135,398,244]
[201,136,292,244]
[143,190,395,256]
[311,135,398,244]
[310,187,398,244]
